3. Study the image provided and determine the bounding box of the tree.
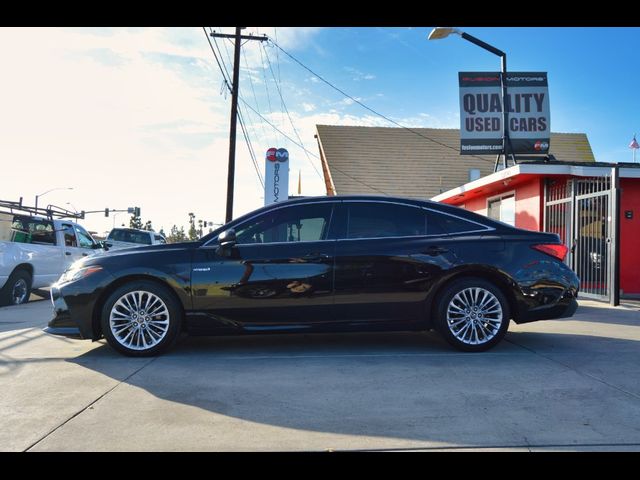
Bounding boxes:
[167,225,187,243]
[143,220,153,231]
[188,212,198,241]
[129,214,143,230]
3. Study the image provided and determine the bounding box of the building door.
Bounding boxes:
[544,176,612,301]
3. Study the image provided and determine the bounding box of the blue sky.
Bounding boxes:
[0,27,637,235]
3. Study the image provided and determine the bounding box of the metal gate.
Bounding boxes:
[544,176,612,301]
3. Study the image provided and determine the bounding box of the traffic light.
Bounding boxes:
[105,208,109,217]
[134,207,141,217]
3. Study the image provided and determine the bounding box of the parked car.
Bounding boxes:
[105,228,166,251]
[47,195,579,356]
[0,212,103,306]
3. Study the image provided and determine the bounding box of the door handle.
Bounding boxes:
[423,246,449,256]
[301,253,331,262]
[82,253,88,257]
[65,252,72,256]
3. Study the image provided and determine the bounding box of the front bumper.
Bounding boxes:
[44,268,116,340]
[45,286,84,338]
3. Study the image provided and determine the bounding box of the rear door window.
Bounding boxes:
[345,202,426,239]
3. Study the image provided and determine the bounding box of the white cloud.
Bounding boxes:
[0,26,446,239]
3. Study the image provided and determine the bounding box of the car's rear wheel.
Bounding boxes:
[101,280,182,356]
[0,269,32,307]
[434,277,510,352]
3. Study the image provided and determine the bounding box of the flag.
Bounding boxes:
[630,134,639,149]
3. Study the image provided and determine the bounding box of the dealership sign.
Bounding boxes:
[459,72,550,155]
[265,147,289,205]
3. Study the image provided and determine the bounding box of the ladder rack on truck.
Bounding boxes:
[0,198,84,220]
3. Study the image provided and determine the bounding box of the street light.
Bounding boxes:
[428,27,512,170]
[35,187,73,211]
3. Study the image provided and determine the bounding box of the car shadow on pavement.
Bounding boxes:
[63,327,640,449]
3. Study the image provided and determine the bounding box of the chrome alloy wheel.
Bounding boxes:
[12,279,28,304]
[446,287,503,345]
[109,290,170,351]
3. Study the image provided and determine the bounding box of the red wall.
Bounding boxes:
[451,177,543,231]
[620,178,640,295]
[514,179,543,231]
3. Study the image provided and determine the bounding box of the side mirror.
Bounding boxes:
[94,240,112,251]
[218,229,237,248]
[216,229,237,257]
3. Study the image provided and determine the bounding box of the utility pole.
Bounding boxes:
[210,28,267,223]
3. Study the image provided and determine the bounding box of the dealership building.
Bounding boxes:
[316,124,640,301]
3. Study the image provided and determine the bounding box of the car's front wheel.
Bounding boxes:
[434,277,510,352]
[101,280,182,356]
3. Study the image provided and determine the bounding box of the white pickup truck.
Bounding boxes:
[0,212,103,306]
[105,227,166,251]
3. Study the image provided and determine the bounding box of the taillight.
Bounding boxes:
[531,243,568,261]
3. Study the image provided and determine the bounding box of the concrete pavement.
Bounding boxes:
[1,299,639,451]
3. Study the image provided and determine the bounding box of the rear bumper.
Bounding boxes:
[515,292,579,324]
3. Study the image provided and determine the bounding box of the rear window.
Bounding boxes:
[108,229,152,245]
[436,213,487,234]
[1,215,56,245]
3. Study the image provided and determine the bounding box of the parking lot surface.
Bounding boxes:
[1,298,640,452]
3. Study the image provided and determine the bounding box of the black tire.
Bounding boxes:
[0,269,32,307]
[433,277,510,352]
[100,280,183,357]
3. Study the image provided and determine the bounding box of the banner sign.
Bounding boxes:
[265,147,289,205]
[459,72,550,155]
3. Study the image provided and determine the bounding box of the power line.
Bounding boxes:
[204,34,390,196]
[258,38,279,145]
[241,46,271,145]
[204,28,265,191]
[238,97,389,195]
[262,42,323,180]
[202,27,231,93]
[237,107,265,189]
[267,38,496,167]
[209,27,268,222]
[210,28,232,82]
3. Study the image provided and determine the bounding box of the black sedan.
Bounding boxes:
[46,195,579,356]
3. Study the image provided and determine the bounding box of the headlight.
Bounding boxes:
[58,265,103,284]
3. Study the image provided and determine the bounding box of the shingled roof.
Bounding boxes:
[316,125,595,199]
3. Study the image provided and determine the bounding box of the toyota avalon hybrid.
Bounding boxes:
[46,196,579,356]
